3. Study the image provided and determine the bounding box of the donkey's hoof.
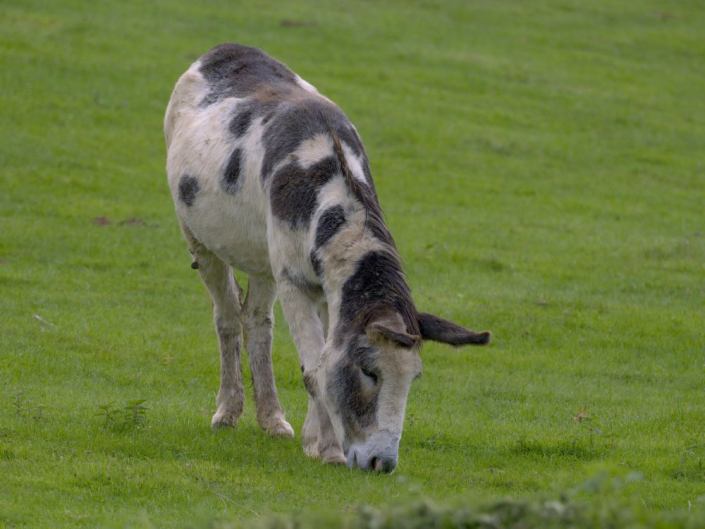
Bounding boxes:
[211,410,239,429]
[322,450,346,465]
[303,441,320,458]
[262,415,295,438]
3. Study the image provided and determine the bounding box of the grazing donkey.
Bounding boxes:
[165,43,491,472]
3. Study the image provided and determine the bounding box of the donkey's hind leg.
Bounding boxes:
[242,275,294,437]
[181,223,245,428]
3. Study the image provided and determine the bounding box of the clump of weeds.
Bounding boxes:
[572,407,603,450]
[96,399,149,431]
[10,389,49,422]
[677,443,705,481]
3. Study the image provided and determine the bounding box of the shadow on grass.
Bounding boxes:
[508,437,608,461]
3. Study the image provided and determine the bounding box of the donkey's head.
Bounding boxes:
[318,308,490,473]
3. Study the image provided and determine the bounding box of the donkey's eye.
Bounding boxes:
[360,367,378,385]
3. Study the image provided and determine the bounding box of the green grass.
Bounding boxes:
[1,0,704,527]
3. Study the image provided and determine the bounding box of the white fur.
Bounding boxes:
[295,134,334,167]
[295,75,319,94]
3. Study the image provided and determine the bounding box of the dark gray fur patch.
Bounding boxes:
[199,43,300,106]
[270,156,341,228]
[310,252,323,277]
[230,110,252,137]
[327,343,380,438]
[337,251,419,345]
[302,372,317,398]
[260,98,361,183]
[261,109,277,125]
[314,205,346,250]
[221,148,243,194]
[337,124,365,160]
[229,99,280,139]
[178,175,200,207]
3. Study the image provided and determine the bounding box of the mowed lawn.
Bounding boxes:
[1,0,704,526]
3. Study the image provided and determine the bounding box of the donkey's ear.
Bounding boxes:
[367,315,421,349]
[417,312,491,346]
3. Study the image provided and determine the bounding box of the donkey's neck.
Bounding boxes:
[317,208,418,340]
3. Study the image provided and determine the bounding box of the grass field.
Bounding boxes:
[1,0,704,526]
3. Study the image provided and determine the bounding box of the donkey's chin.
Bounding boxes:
[346,431,400,473]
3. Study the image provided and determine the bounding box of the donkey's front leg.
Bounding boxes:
[302,299,330,457]
[277,278,345,464]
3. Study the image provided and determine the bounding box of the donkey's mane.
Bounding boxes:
[325,120,420,337]
[326,121,396,252]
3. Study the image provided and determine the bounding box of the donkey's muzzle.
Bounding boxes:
[347,431,400,473]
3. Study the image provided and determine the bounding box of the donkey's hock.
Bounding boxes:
[165,43,491,472]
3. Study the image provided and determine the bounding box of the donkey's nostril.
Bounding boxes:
[368,455,397,473]
[370,457,382,472]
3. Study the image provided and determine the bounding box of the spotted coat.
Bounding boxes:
[165,43,491,472]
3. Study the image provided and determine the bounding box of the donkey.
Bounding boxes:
[165,43,491,472]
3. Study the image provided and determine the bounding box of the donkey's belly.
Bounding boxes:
[177,187,272,276]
